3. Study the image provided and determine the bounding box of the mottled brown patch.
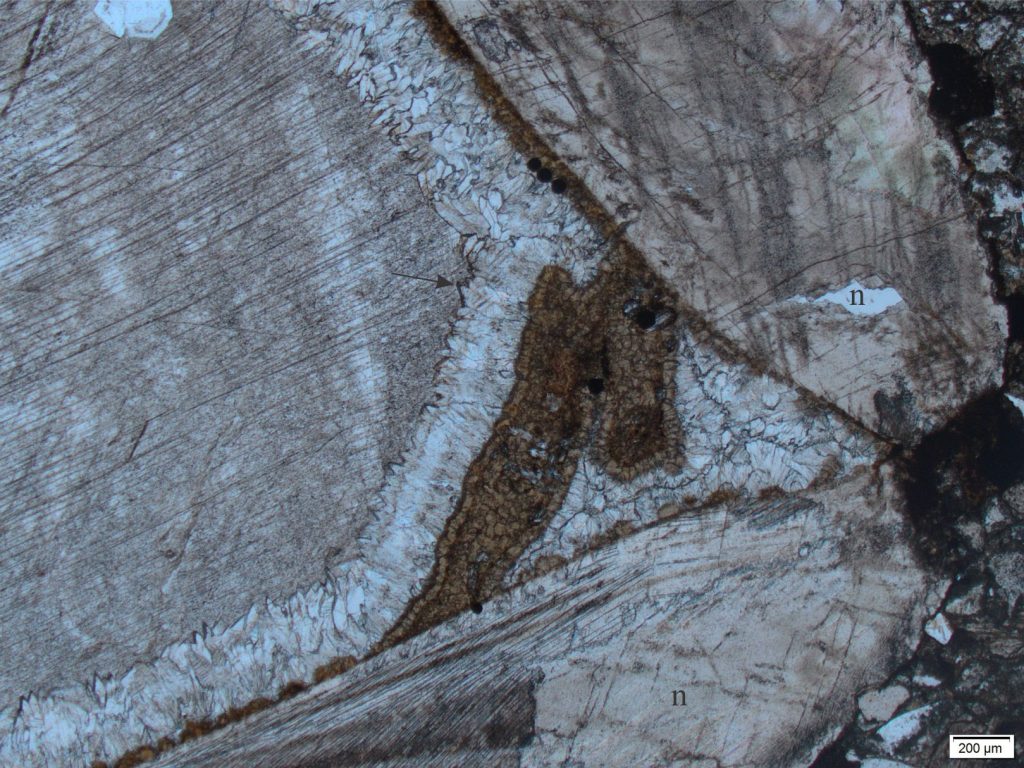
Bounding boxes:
[107,689,318,765]
[809,454,843,490]
[757,484,787,500]
[313,654,357,683]
[588,518,640,551]
[216,696,274,733]
[113,746,156,768]
[178,718,215,744]
[111,688,284,765]
[657,501,681,520]
[382,247,683,648]
[702,487,742,508]
[277,679,309,700]
[523,553,571,582]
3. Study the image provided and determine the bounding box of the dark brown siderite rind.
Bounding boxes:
[381,246,684,649]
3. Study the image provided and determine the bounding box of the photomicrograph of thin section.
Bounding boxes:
[1,1,893,767]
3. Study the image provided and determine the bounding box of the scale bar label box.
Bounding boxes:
[949,734,1014,759]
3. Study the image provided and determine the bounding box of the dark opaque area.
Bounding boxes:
[633,307,657,330]
[902,391,1024,572]
[551,178,567,194]
[925,43,995,126]
[526,157,542,172]
[807,727,856,768]
[1004,294,1024,342]
[537,167,553,183]
[586,377,604,395]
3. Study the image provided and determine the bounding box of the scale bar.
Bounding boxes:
[950,734,1014,759]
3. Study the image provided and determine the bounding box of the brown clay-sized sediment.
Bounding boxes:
[382,247,684,648]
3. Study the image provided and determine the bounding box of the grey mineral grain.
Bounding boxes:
[0,0,460,706]
[439,0,1006,438]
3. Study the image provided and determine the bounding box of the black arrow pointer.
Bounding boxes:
[391,271,454,289]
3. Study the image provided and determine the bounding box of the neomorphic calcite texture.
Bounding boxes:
[440,0,1006,438]
[0,0,466,760]
[0,0,969,765]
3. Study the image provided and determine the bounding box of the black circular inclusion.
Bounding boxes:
[470,601,483,614]
[537,167,553,183]
[551,178,567,194]
[587,377,605,395]
[634,308,657,330]
[526,157,542,172]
